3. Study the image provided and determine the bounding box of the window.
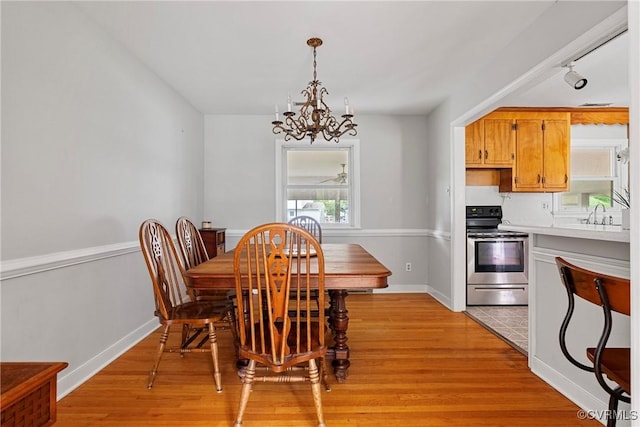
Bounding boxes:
[555,138,628,214]
[275,140,360,228]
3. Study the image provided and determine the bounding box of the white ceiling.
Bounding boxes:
[76,1,629,117]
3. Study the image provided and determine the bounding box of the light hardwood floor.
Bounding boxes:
[57,294,598,426]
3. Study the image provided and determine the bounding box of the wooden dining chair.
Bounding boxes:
[139,219,234,392]
[232,223,329,427]
[176,216,210,271]
[556,257,630,427]
[175,216,233,299]
[288,215,323,313]
[288,215,322,243]
[175,216,236,348]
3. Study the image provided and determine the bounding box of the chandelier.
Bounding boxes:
[272,37,357,143]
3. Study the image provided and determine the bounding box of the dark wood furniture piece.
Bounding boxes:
[232,223,329,426]
[199,227,226,258]
[556,257,630,427]
[1,362,68,427]
[139,219,234,392]
[184,242,391,382]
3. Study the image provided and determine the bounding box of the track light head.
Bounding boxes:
[564,64,587,90]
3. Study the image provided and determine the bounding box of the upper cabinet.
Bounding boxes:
[465,116,514,167]
[466,107,628,193]
[501,114,570,192]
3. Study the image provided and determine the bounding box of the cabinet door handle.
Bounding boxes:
[484,150,488,160]
[564,174,568,183]
[537,174,541,183]
[511,153,514,160]
[478,150,482,160]
[542,176,546,184]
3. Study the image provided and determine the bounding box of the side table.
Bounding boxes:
[199,227,226,258]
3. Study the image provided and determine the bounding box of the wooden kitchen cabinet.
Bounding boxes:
[496,112,570,192]
[465,114,514,167]
[466,107,626,191]
[199,228,226,258]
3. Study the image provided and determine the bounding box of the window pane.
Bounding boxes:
[559,180,613,209]
[571,148,613,177]
[276,140,360,229]
[284,145,353,226]
[286,188,349,224]
[287,150,349,184]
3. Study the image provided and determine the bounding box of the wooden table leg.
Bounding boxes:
[327,289,350,382]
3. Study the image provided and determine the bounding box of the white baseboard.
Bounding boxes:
[57,318,158,399]
[529,355,609,426]
[425,285,452,309]
[373,284,429,293]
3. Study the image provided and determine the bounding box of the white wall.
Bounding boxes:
[423,101,454,305]
[203,114,432,292]
[1,2,205,397]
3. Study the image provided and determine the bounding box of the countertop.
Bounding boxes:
[499,223,630,243]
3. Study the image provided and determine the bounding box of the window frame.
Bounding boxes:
[275,139,361,229]
[553,138,628,217]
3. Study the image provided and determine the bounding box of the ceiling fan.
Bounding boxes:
[321,163,347,184]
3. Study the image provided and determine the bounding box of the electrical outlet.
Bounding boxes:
[405,262,412,272]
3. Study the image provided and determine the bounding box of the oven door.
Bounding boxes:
[467,236,528,285]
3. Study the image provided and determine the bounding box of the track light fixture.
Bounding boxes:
[563,63,587,90]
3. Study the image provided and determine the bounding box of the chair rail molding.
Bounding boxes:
[226,228,448,239]
[0,241,140,281]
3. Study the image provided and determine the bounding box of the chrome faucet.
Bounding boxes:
[593,202,607,225]
[586,212,594,224]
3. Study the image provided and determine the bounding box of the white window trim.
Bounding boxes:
[275,139,361,229]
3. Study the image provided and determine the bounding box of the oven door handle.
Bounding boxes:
[472,286,527,291]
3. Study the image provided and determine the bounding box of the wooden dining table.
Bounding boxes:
[184,243,391,382]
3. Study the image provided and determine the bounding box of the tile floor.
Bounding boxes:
[465,305,528,355]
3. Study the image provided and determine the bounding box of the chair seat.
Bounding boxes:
[158,300,232,324]
[587,347,631,393]
[238,321,326,373]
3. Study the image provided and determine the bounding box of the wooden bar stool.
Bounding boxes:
[556,257,630,427]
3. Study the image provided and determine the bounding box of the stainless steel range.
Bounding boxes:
[466,205,529,306]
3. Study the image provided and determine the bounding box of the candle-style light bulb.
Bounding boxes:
[274,104,279,121]
[344,97,350,115]
[287,95,292,112]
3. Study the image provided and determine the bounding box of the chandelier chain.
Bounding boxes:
[313,44,317,83]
